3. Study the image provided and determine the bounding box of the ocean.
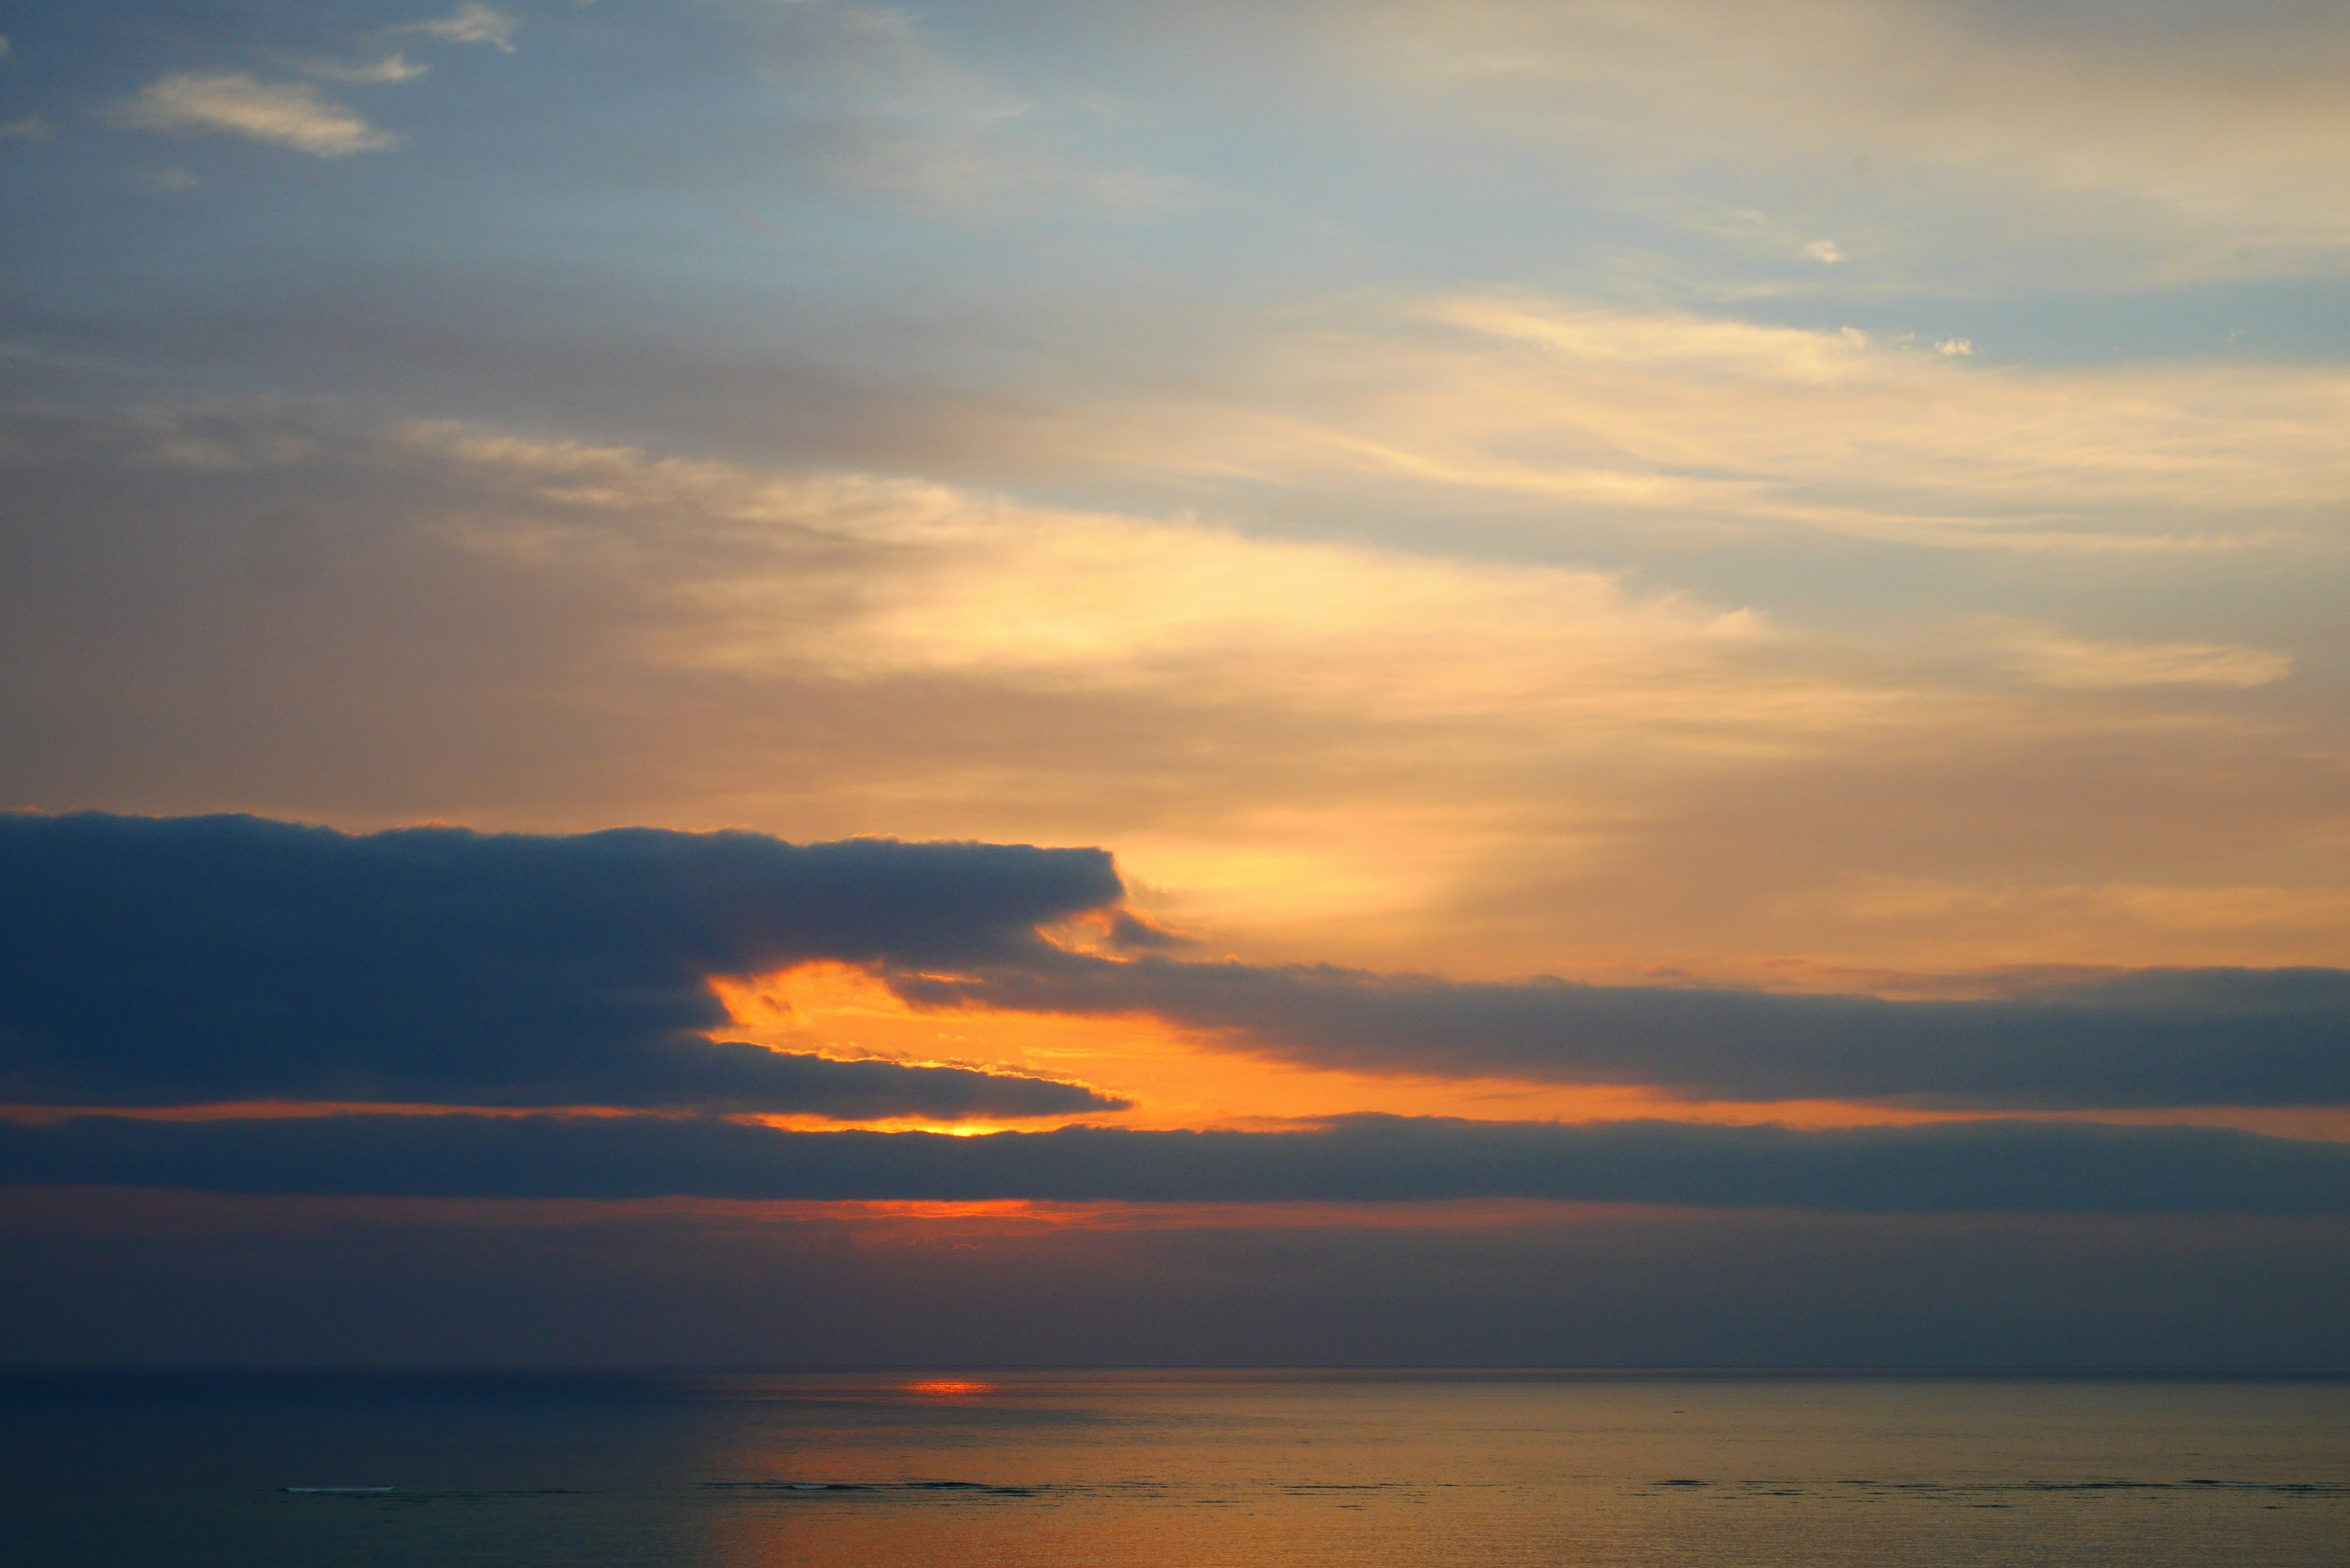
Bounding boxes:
[3,1371,2345,1566]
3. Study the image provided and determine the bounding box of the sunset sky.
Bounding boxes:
[4,1,2349,1367]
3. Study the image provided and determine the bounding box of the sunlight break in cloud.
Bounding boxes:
[115,72,396,157]
[405,4,518,53]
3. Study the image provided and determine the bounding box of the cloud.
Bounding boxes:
[1998,626,2292,690]
[403,4,518,53]
[401,420,1777,720]
[520,280,2349,551]
[1311,296,2350,551]
[4,1111,2347,1214]
[0,812,1124,1114]
[114,72,396,157]
[892,956,2350,1110]
[299,54,430,86]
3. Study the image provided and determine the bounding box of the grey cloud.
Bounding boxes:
[890,955,2350,1110]
[1105,910,1195,952]
[4,1111,2347,1214]
[0,812,1125,1116]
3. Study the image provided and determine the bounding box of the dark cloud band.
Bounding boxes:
[0,812,1123,1114]
[5,1111,2346,1214]
[10,812,2349,1118]
[893,956,2350,1110]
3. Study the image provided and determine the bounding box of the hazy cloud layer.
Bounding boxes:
[898,956,2350,1110]
[5,1111,2347,1214]
[1357,0,2350,280]
[10,1187,2343,1368]
[0,812,1122,1114]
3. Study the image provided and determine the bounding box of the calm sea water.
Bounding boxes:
[3,1371,2346,1566]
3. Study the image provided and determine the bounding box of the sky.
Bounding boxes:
[3,0,2349,1368]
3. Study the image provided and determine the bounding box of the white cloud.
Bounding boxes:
[115,72,397,157]
[299,54,429,86]
[1935,337,1974,356]
[404,4,518,53]
[1804,239,1843,264]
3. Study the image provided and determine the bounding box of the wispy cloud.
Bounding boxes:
[1999,627,2292,692]
[403,4,518,53]
[1116,294,2350,551]
[298,53,429,86]
[114,72,396,157]
[398,420,1802,729]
